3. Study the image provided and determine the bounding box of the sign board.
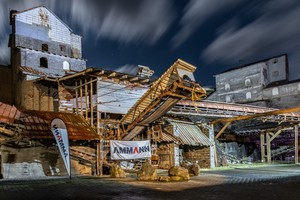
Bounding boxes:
[110,140,151,160]
[51,118,71,176]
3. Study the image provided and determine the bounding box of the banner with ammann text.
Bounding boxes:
[110,140,151,160]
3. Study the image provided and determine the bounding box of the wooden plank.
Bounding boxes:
[75,81,78,114]
[85,79,88,121]
[90,78,94,127]
[80,80,83,115]
[266,133,271,164]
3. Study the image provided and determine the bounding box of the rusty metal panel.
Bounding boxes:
[169,120,212,146]
[20,110,99,140]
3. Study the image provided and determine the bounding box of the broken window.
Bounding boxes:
[245,78,251,87]
[225,83,230,91]
[40,57,48,68]
[63,61,70,71]
[272,87,279,96]
[42,43,48,52]
[246,92,252,99]
[226,96,231,103]
[60,45,66,52]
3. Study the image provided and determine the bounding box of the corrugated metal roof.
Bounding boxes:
[158,131,181,143]
[169,120,212,146]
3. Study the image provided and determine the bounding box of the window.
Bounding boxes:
[245,78,251,87]
[225,83,230,91]
[63,61,70,71]
[42,43,48,52]
[226,96,231,103]
[246,92,252,99]
[272,87,279,96]
[60,45,66,52]
[40,57,48,68]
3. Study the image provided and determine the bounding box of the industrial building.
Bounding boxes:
[0,6,299,179]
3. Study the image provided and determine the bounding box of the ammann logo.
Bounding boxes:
[52,124,68,158]
[113,146,150,154]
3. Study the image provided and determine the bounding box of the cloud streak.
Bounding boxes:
[172,0,242,48]
[0,0,174,64]
[201,1,300,79]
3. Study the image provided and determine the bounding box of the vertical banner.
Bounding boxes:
[51,118,71,177]
[110,140,151,160]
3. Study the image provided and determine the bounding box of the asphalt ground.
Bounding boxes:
[1,164,300,200]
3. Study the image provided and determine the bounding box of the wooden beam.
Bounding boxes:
[90,78,94,128]
[214,122,231,141]
[130,77,139,82]
[108,72,116,77]
[75,81,78,114]
[80,79,83,116]
[85,79,88,121]
[120,75,128,80]
[270,129,282,141]
[212,105,300,124]
[295,125,299,164]
[266,132,271,164]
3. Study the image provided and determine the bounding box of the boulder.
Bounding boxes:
[110,164,126,178]
[189,163,200,176]
[158,175,171,182]
[137,162,158,181]
[168,166,190,181]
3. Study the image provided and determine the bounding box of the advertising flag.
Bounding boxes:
[110,140,151,160]
[51,118,71,176]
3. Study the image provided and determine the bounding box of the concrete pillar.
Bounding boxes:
[260,132,266,162]
[209,124,216,168]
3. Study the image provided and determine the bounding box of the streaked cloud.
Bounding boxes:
[201,1,300,79]
[172,0,242,48]
[0,0,174,64]
[68,0,175,44]
[114,64,137,75]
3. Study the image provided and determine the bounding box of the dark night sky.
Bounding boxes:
[1,0,300,86]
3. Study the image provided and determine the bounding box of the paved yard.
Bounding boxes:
[1,164,300,200]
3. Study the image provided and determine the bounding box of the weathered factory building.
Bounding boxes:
[0,6,212,178]
[8,6,86,111]
[207,54,300,109]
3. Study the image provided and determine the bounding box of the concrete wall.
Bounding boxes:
[13,70,57,111]
[20,48,86,77]
[263,81,300,108]
[208,55,291,107]
[14,7,82,58]
[211,64,264,103]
